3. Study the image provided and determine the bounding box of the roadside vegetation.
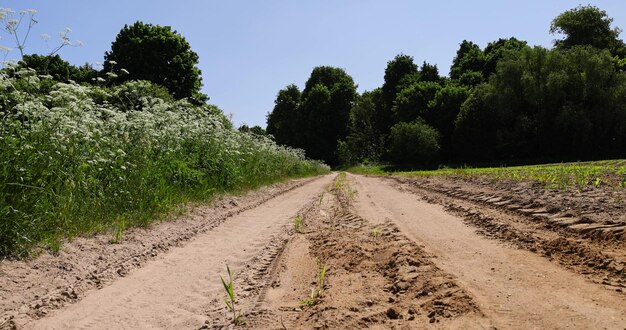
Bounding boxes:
[348,160,626,190]
[0,12,328,257]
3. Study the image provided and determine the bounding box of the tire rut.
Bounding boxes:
[385,176,626,291]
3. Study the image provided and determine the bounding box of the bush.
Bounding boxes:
[388,120,440,166]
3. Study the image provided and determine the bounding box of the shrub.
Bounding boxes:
[388,120,440,166]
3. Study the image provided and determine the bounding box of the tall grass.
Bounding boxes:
[0,68,329,257]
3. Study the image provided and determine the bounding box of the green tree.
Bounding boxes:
[450,40,486,81]
[380,55,419,134]
[419,61,441,83]
[483,37,529,77]
[388,120,440,166]
[337,89,385,164]
[428,85,470,159]
[266,84,302,146]
[551,5,624,52]
[392,81,442,124]
[299,66,357,165]
[104,21,204,101]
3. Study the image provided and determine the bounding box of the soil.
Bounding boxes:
[1,173,625,329]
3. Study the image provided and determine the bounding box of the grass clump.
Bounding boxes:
[220,265,245,325]
[293,214,305,234]
[300,261,328,307]
[0,68,330,257]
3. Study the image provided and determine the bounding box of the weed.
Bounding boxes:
[294,214,305,234]
[220,265,245,325]
[111,217,126,244]
[300,261,328,306]
[371,226,384,237]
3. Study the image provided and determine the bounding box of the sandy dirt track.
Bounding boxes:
[3,173,626,329]
[352,174,626,329]
[25,175,334,329]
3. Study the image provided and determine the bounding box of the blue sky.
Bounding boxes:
[2,1,626,127]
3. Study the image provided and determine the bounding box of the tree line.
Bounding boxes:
[266,5,626,167]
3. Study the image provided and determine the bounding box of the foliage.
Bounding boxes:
[380,55,418,134]
[220,265,245,325]
[388,120,440,166]
[266,84,301,146]
[267,66,356,165]
[238,124,266,136]
[104,21,204,101]
[550,5,624,52]
[0,70,329,257]
[337,89,385,165]
[353,160,626,191]
[450,40,486,80]
[300,261,328,307]
[393,81,442,124]
[293,214,305,234]
[454,46,626,161]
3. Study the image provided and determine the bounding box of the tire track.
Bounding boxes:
[27,174,334,330]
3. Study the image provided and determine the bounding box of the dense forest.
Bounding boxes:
[266,5,626,167]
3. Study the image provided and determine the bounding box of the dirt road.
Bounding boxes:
[4,173,626,329]
[352,174,626,329]
[23,175,334,329]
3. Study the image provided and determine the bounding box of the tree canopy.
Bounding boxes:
[550,5,624,52]
[104,21,205,101]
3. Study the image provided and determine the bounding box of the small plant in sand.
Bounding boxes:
[300,261,328,306]
[220,265,245,325]
[294,214,305,234]
[371,226,384,238]
[110,217,126,244]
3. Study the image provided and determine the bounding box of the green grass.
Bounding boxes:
[348,160,626,190]
[0,73,330,257]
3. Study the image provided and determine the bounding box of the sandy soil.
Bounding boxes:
[2,172,625,329]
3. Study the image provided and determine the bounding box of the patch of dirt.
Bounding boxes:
[243,175,484,329]
[0,176,319,329]
[385,175,626,291]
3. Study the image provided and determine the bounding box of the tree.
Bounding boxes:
[392,81,442,124]
[388,120,440,166]
[299,66,357,165]
[483,37,529,77]
[266,84,302,146]
[450,40,486,81]
[239,124,266,136]
[419,61,441,83]
[104,21,204,101]
[551,5,624,52]
[337,89,385,164]
[428,85,470,159]
[380,55,419,134]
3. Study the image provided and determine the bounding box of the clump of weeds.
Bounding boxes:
[220,265,245,325]
[294,214,305,234]
[300,261,328,307]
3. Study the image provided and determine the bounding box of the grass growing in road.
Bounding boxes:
[294,214,305,234]
[348,160,626,190]
[300,261,328,307]
[220,265,245,325]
